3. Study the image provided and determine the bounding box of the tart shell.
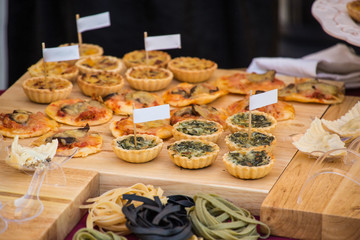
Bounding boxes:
[226,110,277,133]
[22,76,73,104]
[167,57,217,83]
[125,66,173,91]
[222,150,275,179]
[77,72,125,97]
[112,134,163,163]
[167,139,220,169]
[172,119,223,143]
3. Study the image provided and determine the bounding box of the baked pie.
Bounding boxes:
[222,150,275,179]
[167,57,217,83]
[167,139,219,169]
[60,43,104,58]
[77,72,124,97]
[172,119,223,143]
[125,66,173,91]
[123,50,171,68]
[225,130,276,152]
[28,60,79,82]
[112,134,163,163]
[226,111,277,133]
[76,55,124,75]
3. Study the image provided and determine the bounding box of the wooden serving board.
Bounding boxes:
[260,96,360,240]
[0,69,333,218]
[0,161,99,240]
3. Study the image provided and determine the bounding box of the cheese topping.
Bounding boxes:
[167,140,214,159]
[170,57,215,70]
[29,61,77,76]
[227,150,270,167]
[80,57,118,70]
[9,135,58,169]
[176,120,218,136]
[129,68,170,79]
[25,78,71,90]
[80,73,123,86]
[60,100,104,116]
[124,50,169,66]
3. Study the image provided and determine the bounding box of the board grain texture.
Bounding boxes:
[0,68,352,239]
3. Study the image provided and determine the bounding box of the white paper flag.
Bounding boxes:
[77,12,111,33]
[42,45,80,62]
[249,89,278,110]
[144,34,181,51]
[133,104,170,123]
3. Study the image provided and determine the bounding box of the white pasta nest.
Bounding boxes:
[321,101,360,137]
[293,118,345,157]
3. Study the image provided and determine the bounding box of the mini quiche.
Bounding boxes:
[225,130,276,152]
[172,119,223,143]
[321,101,360,138]
[77,72,124,97]
[76,55,124,75]
[125,66,173,91]
[226,111,277,133]
[22,76,73,103]
[60,43,104,58]
[28,60,79,82]
[112,134,163,163]
[122,50,171,68]
[222,150,275,179]
[167,139,219,169]
[167,57,217,83]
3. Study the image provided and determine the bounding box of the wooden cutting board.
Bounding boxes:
[260,96,360,240]
[0,162,99,240]
[0,70,333,216]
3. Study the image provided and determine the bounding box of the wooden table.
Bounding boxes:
[0,69,358,239]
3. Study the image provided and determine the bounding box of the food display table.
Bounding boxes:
[0,69,358,239]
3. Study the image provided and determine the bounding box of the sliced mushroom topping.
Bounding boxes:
[46,124,90,146]
[247,70,275,83]
[9,110,32,125]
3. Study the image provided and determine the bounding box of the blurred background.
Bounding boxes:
[0,0,355,89]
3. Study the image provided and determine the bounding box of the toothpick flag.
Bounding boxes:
[42,45,80,62]
[249,89,278,110]
[76,12,111,33]
[133,104,170,123]
[144,34,181,51]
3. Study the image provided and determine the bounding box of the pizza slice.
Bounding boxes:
[278,78,345,104]
[45,98,113,126]
[216,70,285,94]
[32,124,102,158]
[103,89,164,116]
[0,110,59,138]
[109,116,173,139]
[162,82,228,107]
[226,93,295,121]
[170,104,228,128]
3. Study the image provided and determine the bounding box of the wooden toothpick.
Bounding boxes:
[76,14,83,46]
[248,90,253,141]
[41,42,48,87]
[132,103,138,148]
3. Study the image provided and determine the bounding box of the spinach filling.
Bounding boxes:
[176,120,218,136]
[229,132,274,147]
[228,150,270,167]
[117,136,157,150]
[168,141,213,159]
[231,113,272,128]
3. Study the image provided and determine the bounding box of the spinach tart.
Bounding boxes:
[226,110,277,133]
[225,130,276,152]
[112,134,163,163]
[223,150,275,179]
[167,139,219,169]
[172,119,223,143]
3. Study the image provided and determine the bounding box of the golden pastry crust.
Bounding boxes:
[226,111,277,133]
[225,130,276,152]
[222,150,275,179]
[167,57,217,83]
[28,60,79,82]
[167,139,220,169]
[76,55,124,75]
[125,66,173,91]
[22,76,73,104]
[77,72,125,97]
[112,134,163,163]
[122,50,171,68]
[59,43,104,58]
[172,119,223,143]
[347,1,360,22]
